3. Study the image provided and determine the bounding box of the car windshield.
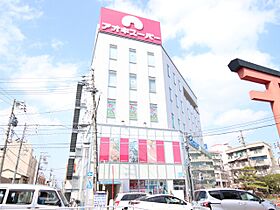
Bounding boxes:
[121,194,146,201]
[138,196,149,201]
[58,190,69,206]
[209,190,222,200]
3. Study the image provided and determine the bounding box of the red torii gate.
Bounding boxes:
[228,58,280,137]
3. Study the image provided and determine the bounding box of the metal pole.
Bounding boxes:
[34,154,42,184]
[12,123,27,184]
[91,68,98,192]
[112,165,114,200]
[183,133,194,202]
[239,131,251,167]
[0,99,16,183]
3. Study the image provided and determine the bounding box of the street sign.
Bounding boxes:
[87,171,93,177]
[86,180,93,189]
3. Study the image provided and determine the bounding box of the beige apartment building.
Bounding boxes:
[225,142,275,179]
[189,147,215,190]
[210,151,230,188]
[0,141,37,183]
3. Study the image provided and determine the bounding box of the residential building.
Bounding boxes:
[225,142,275,182]
[209,152,229,188]
[189,146,215,190]
[65,7,205,204]
[0,141,37,184]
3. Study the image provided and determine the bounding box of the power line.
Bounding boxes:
[0,108,73,117]
[200,122,278,138]
[203,114,280,134]
[0,76,88,82]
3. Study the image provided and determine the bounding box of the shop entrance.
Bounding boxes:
[102,184,120,203]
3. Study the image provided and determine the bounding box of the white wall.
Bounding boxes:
[93,32,203,145]
[93,33,168,129]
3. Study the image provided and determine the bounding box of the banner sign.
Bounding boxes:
[99,7,162,45]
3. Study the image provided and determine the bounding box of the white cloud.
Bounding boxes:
[215,108,268,125]
[9,55,79,110]
[0,1,42,57]
[51,39,64,51]
[0,2,79,158]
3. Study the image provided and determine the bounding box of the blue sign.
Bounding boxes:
[204,144,208,151]
[188,135,200,149]
[87,171,93,177]
[86,180,93,189]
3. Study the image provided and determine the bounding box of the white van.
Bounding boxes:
[0,184,70,209]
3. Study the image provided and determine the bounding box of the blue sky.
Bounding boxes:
[1,0,280,183]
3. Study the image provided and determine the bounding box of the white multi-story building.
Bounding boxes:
[92,8,202,138]
[225,142,275,177]
[209,152,229,188]
[65,7,204,203]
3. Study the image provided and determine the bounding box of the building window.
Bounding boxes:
[173,73,176,85]
[178,80,181,91]
[169,87,172,102]
[149,77,156,93]
[108,70,117,87]
[147,52,155,67]
[181,100,184,113]
[129,48,136,63]
[183,123,186,131]
[175,94,179,107]
[150,103,158,122]
[129,101,137,120]
[178,119,180,129]
[109,44,117,60]
[107,98,116,118]
[171,113,175,129]
[129,73,137,90]
[167,64,170,77]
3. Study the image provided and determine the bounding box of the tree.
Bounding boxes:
[236,166,268,192]
[261,174,280,194]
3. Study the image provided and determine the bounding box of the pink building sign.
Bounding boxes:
[99,7,162,45]
[228,58,280,137]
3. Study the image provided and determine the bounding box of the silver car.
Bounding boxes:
[192,188,276,210]
[125,194,193,210]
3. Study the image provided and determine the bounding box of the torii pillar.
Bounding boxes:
[228,58,280,137]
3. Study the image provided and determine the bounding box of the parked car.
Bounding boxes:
[0,184,69,209]
[114,192,147,209]
[124,194,193,210]
[192,188,276,210]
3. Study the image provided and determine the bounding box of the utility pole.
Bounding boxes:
[12,123,27,184]
[48,169,53,187]
[34,153,48,184]
[91,68,99,192]
[184,133,194,201]
[0,99,16,183]
[34,154,42,184]
[238,130,251,167]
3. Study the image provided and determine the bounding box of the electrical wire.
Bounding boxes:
[203,114,280,134]
[0,75,89,83]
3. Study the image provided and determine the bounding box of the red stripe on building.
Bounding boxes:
[139,139,147,163]
[172,141,182,164]
[99,137,110,161]
[120,138,129,162]
[156,140,165,163]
